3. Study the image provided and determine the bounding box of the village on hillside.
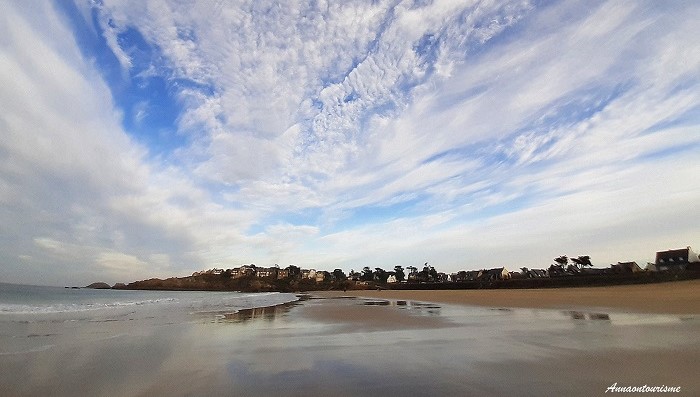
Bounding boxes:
[179,246,700,290]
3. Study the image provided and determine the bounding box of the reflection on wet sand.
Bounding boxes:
[360,298,443,317]
[567,311,611,321]
[213,302,295,323]
[192,294,311,324]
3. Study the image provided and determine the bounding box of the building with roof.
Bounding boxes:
[481,267,510,281]
[256,267,279,278]
[610,261,643,274]
[655,247,700,271]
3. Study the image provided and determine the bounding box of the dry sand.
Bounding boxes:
[313,279,700,314]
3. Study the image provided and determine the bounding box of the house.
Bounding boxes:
[526,269,548,278]
[315,271,330,282]
[302,269,317,280]
[277,268,289,279]
[580,267,607,275]
[348,271,361,282]
[610,261,642,274]
[386,275,398,283]
[548,264,567,277]
[655,247,700,271]
[465,270,483,281]
[231,265,256,278]
[481,267,510,281]
[450,271,470,282]
[566,265,581,274]
[256,267,279,278]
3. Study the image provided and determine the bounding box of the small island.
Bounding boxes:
[85,282,111,289]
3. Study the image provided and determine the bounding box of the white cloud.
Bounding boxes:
[132,101,149,125]
[96,251,150,274]
[0,0,698,285]
[0,2,215,285]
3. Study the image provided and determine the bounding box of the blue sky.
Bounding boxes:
[1,0,698,286]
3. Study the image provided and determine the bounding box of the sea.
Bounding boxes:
[0,282,298,328]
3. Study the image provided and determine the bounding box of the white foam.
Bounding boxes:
[0,298,178,314]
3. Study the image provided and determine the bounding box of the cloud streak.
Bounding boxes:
[0,0,698,285]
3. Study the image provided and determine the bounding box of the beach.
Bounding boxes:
[314,279,700,314]
[1,281,699,396]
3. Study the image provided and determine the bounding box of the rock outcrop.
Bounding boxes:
[85,282,111,289]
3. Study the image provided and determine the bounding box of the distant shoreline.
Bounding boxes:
[110,269,700,294]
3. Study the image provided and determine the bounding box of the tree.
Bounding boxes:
[414,263,436,282]
[374,267,389,283]
[429,266,439,281]
[332,268,347,281]
[554,255,569,267]
[287,265,301,279]
[570,255,592,270]
[393,265,405,282]
[361,266,374,282]
[455,270,467,281]
[405,265,418,282]
[348,269,360,280]
[420,263,438,282]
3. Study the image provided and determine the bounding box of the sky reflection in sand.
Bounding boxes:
[1,296,698,396]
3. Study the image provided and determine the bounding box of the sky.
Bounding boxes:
[1,0,698,286]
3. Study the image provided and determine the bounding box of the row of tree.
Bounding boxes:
[237,256,595,285]
[553,255,593,269]
[329,256,595,284]
[343,263,440,283]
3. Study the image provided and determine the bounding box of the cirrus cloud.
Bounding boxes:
[0,0,698,285]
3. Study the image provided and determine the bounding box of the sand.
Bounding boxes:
[2,283,699,396]
[297,294,700,396]
[313,279,700,314]
[301,298,452,331]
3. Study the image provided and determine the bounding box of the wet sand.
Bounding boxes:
[313,279,700,314]
[301,297,451,331]
[299,295,700,395]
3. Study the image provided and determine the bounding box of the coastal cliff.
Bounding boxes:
[113,269,700,293]
[114,273,348,292]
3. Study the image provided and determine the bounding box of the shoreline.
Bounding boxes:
[312,279,700,314]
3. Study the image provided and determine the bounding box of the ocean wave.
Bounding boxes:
[0,289,299,322]
[0,298,178,314]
